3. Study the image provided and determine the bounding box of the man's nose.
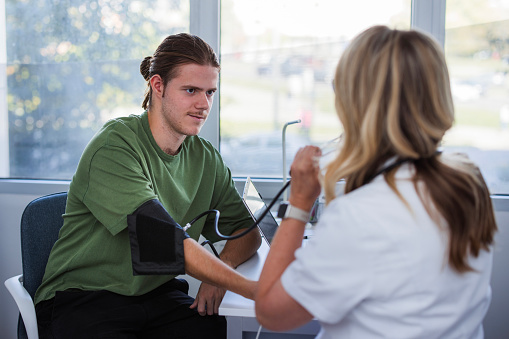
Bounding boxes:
[195,92,211,110]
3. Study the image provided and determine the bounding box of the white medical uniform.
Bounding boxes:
[281,164,493,339]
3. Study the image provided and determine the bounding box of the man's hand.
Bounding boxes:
[190,282,227,316]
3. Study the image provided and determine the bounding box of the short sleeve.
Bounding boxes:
[280,199,374,324]
[82,145,157,235]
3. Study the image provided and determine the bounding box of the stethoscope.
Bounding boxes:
[188,152,440,246]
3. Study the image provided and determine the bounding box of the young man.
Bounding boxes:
[34,33,261,339]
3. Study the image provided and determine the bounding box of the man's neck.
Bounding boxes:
[147,110,186,155]
[161,141,184,156]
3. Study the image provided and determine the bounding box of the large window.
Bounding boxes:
[220,0,411,178]
[443,0,509,194]
[1,0,508,195]
[220,0,509,195]
[1,0,189,179]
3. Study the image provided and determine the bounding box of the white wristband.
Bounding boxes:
[277,202,310,223]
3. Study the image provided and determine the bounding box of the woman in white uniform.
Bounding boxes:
[255,26,497,339]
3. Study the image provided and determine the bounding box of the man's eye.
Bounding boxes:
[206,90,216,96]
[186,88,195,94]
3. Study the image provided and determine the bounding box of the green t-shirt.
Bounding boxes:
[35,112,253,305]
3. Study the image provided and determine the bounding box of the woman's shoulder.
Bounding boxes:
[325,169,421,224]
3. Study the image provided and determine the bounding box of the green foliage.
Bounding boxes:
[6,0,187,178]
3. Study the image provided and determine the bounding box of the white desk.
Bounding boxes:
[219,240,320,338]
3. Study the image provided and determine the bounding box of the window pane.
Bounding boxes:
[220,0,411,178]
[2,0,189,179]
[444,0,509,194]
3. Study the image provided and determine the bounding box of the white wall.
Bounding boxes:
[484,201,509,339]
[1,182,508,338]
[1,192,49,338]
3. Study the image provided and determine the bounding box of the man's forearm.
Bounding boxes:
[220,227,262,268]
[183,238,257,300]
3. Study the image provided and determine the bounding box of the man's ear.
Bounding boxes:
[149,74,165,99]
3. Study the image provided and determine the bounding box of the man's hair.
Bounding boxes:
[140,33,220,110]
[324,25,496,273]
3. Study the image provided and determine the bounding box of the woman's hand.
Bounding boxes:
[255,145,320,331]
[288,146,322,211]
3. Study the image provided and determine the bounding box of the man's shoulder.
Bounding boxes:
[91,114,145,146]
[102,114,144,134]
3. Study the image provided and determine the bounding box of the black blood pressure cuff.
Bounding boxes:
[127,199,190,276]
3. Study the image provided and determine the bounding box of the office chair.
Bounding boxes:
[4,192,67,339]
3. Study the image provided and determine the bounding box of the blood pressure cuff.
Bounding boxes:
[127,199,190,276]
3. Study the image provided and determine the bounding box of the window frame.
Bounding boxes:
[0,0,8,178]
[1,0,507,202]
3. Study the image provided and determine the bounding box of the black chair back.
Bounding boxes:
[18,192,67,339]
